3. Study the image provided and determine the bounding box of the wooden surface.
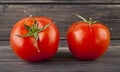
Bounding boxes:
[1,0,120,4]
[0,41,120,72]
[0,0,120,72]
[1,1,120,40]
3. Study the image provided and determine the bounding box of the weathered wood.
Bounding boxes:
[0,59,120,72]
[0,4,120,40]
[0,45,120,72]
[1,59,120,72]
[0,46,120,60]
[2,46,120,60]
[0,40,120,60]
[0,0,120,4]
[0,41,10,46]
[0,0,120,72]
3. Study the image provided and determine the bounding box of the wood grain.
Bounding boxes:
[0,1,120,72]
[0,4,120,40]
[0,40,120,60]
[0,0,120,4]
[0,45,120,72]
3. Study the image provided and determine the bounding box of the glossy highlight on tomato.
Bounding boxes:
[10,16,59,62]
[67,14,110,60]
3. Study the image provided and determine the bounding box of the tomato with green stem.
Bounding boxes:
[67,14,110,60]
[10,15,59,62]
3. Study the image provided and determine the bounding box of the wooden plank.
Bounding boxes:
[0,60,120,72]
[0,40,120,60]
[0,46,120,60]
[0,59,120,72]
[0,0,120,4]
[0,4,120,40]
[0,45,120,72]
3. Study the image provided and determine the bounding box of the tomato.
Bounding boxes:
[67,14,110,60]
[10,16,59,62]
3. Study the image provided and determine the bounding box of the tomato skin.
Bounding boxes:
[67,22,110,60]
[10,17,59,62]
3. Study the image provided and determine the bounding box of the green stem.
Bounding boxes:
[75,14,98,31]
[75,14,87,22]
[75,14,98,25]
[88,18,93,26]
[16,14,50,52]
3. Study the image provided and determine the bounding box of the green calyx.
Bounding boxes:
[16,15,50,52]
[75,14,97,25]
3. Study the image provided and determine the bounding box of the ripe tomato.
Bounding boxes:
[10,16,59,62]
[67,14,110,60]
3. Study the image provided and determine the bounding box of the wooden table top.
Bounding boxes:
[0,42,120,72]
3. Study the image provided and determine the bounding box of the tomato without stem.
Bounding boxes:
[67,14,110,60]
[10,16,59,62]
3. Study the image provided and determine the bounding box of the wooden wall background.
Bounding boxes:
[0,0,120,46]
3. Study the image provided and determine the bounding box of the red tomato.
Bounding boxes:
[10,16,59,62]
[67,15,110,60]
